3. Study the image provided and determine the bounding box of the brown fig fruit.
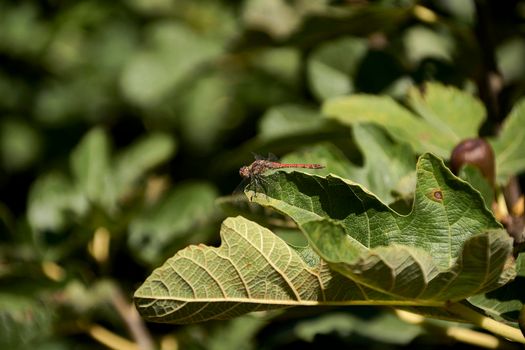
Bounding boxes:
[450,138,495,186]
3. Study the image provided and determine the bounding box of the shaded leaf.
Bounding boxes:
[70,128,114,210]
[121,22,222,106]
[403,26,454,65]
[0,294,55,349]
[458,165,494,208]
[252,48,300,86]
[497,37,525,84]
[27,172,87,232]
[435,1,474,24]
[307,37,367,100]
[468,253,525,328]
[295,311,424,345]
[128,181,218,266]
[242,0,302,39]
[113,132,176,198]
[250,153,514,300]
[0,3,50,55]
[258,104,326,140]
[0,118,42,172]
[281,124,415,203]
[206,315,267,350]
[285,5,412,49]
[178,71,240,154]
[211,105,350,175]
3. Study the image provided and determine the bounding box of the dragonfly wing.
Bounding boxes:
[267,152,279,161]
[233,178,249,195]
[252,152,264,160]
[252,152,279,161]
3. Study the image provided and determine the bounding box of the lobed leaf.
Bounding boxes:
[249,153,514,301]
[134,216,416,324]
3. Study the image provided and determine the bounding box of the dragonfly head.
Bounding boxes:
[239,166,250,178]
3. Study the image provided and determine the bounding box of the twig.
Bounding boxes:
[473,0,504,125]
[111,284,156,350]
[395,309,518,349]
[446,302,525,344]
[88,324,139,350]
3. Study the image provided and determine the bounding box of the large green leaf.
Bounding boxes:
[322,83,486,158]
[490,98,525,184]
[134,216,412,324]
[407,83,485,141]
[135,210,513,325]
[249,153,514,300]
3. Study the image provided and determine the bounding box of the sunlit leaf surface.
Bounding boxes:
[323,83,486,158]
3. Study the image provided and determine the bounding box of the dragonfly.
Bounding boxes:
[238,153,324,200]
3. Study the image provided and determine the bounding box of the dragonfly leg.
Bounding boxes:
[251,175,271,201]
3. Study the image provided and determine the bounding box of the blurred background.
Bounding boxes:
[1,0,525,349]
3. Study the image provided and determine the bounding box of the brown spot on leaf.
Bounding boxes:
[428,189,443,202]
[450,138,495,185]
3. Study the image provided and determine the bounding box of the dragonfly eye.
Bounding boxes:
[239,166,249,178]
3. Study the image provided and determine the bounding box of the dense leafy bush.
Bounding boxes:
[1,1,524,349]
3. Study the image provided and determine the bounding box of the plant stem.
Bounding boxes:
[446,302,525,344]
[111,283,156,350]
[395,309,518,349]
[88,324,139,350]
[474,0,503,125]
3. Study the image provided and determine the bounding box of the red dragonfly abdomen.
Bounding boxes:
[268,162,324,169]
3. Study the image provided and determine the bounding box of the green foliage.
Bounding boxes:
[323,83,486,157]
[135,155,514,323]
[490,99,525,184]
[2,0,525,348]
[128,181,219,266]
[468,254,525,328]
